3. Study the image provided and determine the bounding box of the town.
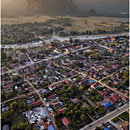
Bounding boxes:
[1,34,129,130]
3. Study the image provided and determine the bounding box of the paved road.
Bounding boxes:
[1,89,42,105]
[80,104,129,130]
[99,44,110,50]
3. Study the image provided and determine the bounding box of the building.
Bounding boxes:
[2,124,10,130]
[90,83,99,89]
[48,124,56,130]
[61,117,71,127]
[24,107,51,125]
[104,102,111,109]
[19,54,29,62]
[104,128,111,130]
[48,85,56,91]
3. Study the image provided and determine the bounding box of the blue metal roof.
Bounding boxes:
[104,128,111,130]
[48,125,56,130]
[89,80,95,84]
[104,102,111,108]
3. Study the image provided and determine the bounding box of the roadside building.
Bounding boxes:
[61,117,71,127]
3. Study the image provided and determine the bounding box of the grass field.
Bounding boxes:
[2,15,128,32]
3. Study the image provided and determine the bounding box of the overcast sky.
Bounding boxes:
[2,0,129,12]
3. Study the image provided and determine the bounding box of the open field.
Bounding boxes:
[2,15,129,32]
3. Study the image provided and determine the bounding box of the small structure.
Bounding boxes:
[104,128,111,130]
[104,102,111,108]
[19,54,29,62]
[61,117,71,127]
[90,83,99,89]
[88,79,95,84]
[48,85,56,91]
[2,124,10,130]
[48,124,56,130]
[71,98,80,104]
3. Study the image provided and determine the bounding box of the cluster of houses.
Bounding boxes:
[1,35,129,129]
[23,107,56,130]
[1,73,34,100]
[105,67,129,95]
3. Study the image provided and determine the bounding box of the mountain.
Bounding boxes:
[2,0,128,16]
[2,0,78,14]
[26,0,78,14]
[75,0,128,12]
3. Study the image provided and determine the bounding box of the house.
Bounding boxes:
[48,124,56,130]
[71,98,80,104]
[97,90,104,96]
[19,54,29,62]
[104,128,111,130]
[43,122,51,129]
[113,81,119,86]
[110,37,115,41]
[103,102,111,109]
[103,98,110,103]
[109,48,114,53]
[120,121,129,130]
[53,102,63,109]
[64,79,70,84]
[32,101,41,107]
[88,79,95,84]
[61,117,71,127]
[90,83,99,89]
[120,95,128,102]
[112,64,119,69]
[113,94,120,100]
[48,85,56,91]
[58,108,66,113]
[2,124,10,130]
[2,106,9,112]
[110,94,120,103]
[47,94,57,101]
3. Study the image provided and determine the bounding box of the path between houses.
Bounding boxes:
[1,90,42,105]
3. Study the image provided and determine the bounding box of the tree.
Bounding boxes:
[10,101,19,111]
[78,85,83,92]
[83,51,89,57]
[43,116,48,122]
[2,111,13,124]
[11,123,30,130]
[1,93,5,101]
[80,114,87,121]
[18,123,30,130]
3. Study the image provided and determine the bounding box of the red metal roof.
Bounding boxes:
[61,117,71,126]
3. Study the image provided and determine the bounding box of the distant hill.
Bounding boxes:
[2,0,78,14]
[1,0,128,17]
[75,0,128,12]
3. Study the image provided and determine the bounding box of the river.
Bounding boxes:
[1,33,128,49]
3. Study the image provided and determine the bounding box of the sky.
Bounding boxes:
[2,0,129,12]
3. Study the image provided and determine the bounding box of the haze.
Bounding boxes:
[2,0,129,12]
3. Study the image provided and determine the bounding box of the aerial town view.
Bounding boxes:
[1,0,129,130]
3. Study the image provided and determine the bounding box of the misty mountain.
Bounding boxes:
[2,0,128,12]
[2,0,128,17]
[75,0,128,12]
